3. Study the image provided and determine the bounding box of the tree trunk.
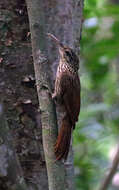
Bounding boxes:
[0,102,27,190]
[25,0,84,190]
[0,1,48,189]
[25,1,66,190]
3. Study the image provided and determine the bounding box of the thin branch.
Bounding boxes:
[99,144,119,190]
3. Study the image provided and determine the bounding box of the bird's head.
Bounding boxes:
[47,33,79,71]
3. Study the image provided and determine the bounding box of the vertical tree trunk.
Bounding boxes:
[0,1,48,189]
[0,102,27,190]
[26,0,84,190]
[25,1,66,190]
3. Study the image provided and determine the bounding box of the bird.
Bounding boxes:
[47,33,81,160]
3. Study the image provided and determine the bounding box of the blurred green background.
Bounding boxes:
[74,0,119,189]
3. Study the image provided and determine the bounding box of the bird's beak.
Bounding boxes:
[47,33,64,48]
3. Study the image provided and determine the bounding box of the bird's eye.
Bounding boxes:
[65,51,71,56]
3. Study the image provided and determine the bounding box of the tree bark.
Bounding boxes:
[0,102,27,190]
[25,0,84,190]
[0,1,48,189]
[25,1,67,190]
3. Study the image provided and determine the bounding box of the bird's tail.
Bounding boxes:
[54,115,72,160]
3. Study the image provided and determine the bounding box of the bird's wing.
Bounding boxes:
[61,73,81,128]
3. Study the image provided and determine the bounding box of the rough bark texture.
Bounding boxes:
[25,1,66,189]
[25,1,84,190]
[25,0,84,189]
[0,102,27,190]
[0,1,48,189]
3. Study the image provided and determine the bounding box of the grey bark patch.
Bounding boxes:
[0,145,8,176]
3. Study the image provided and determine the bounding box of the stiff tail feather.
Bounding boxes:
[54,115,72,160]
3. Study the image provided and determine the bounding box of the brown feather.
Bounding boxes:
[47,35,81,160]
[54,115,72,160]
[54,73,80,160]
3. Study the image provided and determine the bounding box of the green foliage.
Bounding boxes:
[74,0,119,189]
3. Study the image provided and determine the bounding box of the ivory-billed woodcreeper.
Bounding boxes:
[48,33,81,160]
